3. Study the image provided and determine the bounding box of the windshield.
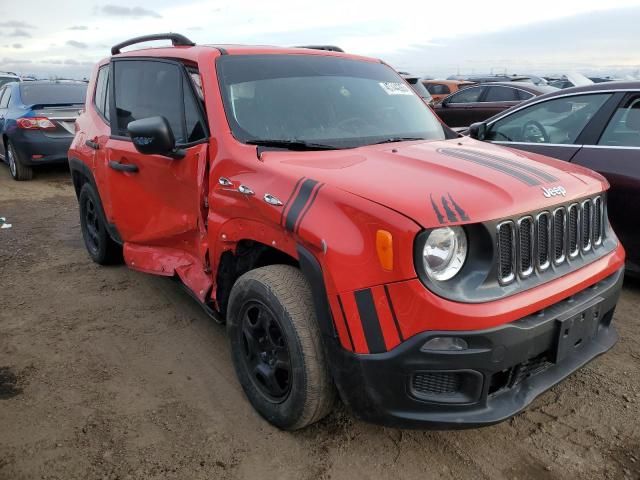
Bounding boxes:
[216,55,447,148]
[19,82,87,105]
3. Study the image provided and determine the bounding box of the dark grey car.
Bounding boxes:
[468,81,640,275]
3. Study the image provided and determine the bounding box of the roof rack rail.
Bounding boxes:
[111,33,195,55]
[294,45,344,52]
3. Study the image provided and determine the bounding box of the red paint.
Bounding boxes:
[386,244,624,340]
[69,43,624,356]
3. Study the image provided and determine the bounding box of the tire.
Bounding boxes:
[227,265,335,430]
[78,183,122,265]
[7,140,33,181]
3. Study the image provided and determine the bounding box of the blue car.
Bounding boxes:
[0,80,87,180]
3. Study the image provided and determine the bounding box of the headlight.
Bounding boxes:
[420,226,467,281]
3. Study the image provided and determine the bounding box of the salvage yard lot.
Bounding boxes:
[0,165,639,480]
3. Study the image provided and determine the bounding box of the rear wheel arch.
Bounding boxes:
[68,158,122,245]
[68,157,94,199]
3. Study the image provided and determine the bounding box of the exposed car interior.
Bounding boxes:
[485,93,611,143]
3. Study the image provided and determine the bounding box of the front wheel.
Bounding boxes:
[227,265,335,430]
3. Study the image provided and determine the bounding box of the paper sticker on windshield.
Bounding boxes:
[378,82,413,95]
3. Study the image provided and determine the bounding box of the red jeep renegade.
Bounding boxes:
[69,34,625,430]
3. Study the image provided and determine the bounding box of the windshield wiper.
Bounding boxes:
[246,139,340,151]
[370,136,426,145]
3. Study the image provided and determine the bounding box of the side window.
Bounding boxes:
[446,86,483,104]
[598,96,640,147]
[94,65,110,121]
[113,60,185,142]
[183,74,207,143]
[516,89,534,101]
[0,87,10,108]
[484,86,518,102]
[426,83,450,95]
[486,94,611,144]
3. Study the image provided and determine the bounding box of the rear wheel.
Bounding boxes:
[227,265,335,430]
[7,141,33,181]
[79,183,122,265]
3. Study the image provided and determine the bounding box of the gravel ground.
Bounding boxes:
[0,164,639,480]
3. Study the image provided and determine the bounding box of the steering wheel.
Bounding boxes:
[335,116,371,133]
[521,120,550,143]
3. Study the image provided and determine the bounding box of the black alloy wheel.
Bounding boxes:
[239,300,292,402]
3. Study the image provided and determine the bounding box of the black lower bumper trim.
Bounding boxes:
[328,268,623,429]
[11,133,72,166]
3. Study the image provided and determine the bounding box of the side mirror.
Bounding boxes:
[468,122,487,140]
[127,116,185,159]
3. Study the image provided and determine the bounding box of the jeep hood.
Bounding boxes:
[264,137,608,227]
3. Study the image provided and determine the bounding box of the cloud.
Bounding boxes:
[380,6,640,77]
[68,25,89,31]
[0,21,34,29]
[101,5,162,18]
[66,40,88,49]
[12,44,23,49]
[0,58,32,65]
[9,29,31,37]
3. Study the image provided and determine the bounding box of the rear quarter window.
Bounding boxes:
[426,83,450,95]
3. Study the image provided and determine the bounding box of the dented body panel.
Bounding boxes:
[69,43,625,429]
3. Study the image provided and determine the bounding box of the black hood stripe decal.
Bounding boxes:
[285,178,319,232]
[280,176,306,227]
[448,193,469,221]
[441,195,458,222]
[430,193,470,224]
[437,147,541,186]
[430,194,446,224]
[462,148,558,183]
[295,183,324,233]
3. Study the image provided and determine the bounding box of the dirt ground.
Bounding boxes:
[0,164,639,480]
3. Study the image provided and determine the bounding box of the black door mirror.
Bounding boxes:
[468,122,487,140]
[127,116,185,159]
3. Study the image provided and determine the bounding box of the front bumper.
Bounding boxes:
[330,267,623,429]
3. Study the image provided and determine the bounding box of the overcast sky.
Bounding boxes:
[1,0,640,79]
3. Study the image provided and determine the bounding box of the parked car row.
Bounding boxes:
[432,82,556,128]
[54,33,628,432]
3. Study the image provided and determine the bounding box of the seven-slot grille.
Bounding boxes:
[497,196,604,285]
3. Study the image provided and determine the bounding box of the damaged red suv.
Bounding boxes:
[69,33,625,430]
